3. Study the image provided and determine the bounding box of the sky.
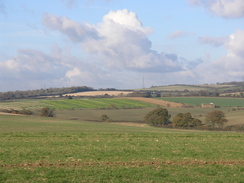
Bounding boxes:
[0,0,244,92]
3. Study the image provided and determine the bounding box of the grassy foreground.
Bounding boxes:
[1,115,244,182]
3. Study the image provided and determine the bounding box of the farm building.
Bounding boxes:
[201,103,215,108]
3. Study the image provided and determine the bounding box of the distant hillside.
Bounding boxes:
[143,82,243,92]
[1,81,243,100]
[138,81,244,97]
[0,86,95,100]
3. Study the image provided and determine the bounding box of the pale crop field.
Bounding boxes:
[65,91,132,96]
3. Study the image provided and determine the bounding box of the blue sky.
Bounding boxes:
[0,0,244,91]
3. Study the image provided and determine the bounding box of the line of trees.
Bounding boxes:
[0,86,94,100]
[144,108,228,129]
[172,112,202,127]
[0,107,55,117]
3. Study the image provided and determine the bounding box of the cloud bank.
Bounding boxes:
[193,29,244,82]
[188,0,244,18]
[1,8,244,91]
[198,36,228,47]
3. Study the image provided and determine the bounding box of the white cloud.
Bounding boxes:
[189,29,244,83]
[65,67,81,79]
[167,30,193,39]
[42,9,244,87]
[43,9,183,73]
[0,49,68,81]
[188,0,244,18]
[0,47,101,89]
[210,0,244,18]
[3,8,244,91]
[42,13,99,42]
[226,29,244,58]
[0,45,136,90]
[215,29,244,78]
[198,36,228,47]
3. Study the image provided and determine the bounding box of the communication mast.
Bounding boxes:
[142,76,145,89]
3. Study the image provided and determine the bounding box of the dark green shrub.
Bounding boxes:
[19,108,34,115]
[40,107,55,117]
[100,114,111,122]
[172,112,202,127]
[144,108,171,126]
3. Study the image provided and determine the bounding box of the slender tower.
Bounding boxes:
[242,76,244,89]
[142,76,145,89]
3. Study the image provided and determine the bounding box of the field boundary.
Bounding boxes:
[2,160,244,168]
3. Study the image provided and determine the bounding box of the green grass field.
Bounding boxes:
[1,114,244,182]
[1,97,243,126]
[159,97,244,107]
[42,98,156,110]
[0,98,156,111]
[55,107,244,126]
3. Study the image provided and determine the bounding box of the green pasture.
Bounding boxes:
[160,97,244,107]
[56,107,244,126]
[41,98,156,110]
[0,98,156,111]
[0,114,244,182]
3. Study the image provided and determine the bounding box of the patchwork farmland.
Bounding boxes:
[1,92,244,182]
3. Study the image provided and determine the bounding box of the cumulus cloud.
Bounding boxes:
[0,45,136,90]
[42,13,99,42]
[3,8,243,91]
[43,9,183,73]
[188,0,244,18]
[226,29,244,58]
[0,46,102,89]
[0,49,68,80]
[191,29,244,83]
[167,31,193,39]
[64,67,96,85]
[198,36,228,47]
[213,29,244,78]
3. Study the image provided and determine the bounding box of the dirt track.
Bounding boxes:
[124,97,184,108]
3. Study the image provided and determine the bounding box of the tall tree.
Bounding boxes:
[144,108,171,126]
[172,112,202,127]
[205,110,228,128]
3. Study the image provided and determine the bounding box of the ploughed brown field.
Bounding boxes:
[125,97,184,107]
